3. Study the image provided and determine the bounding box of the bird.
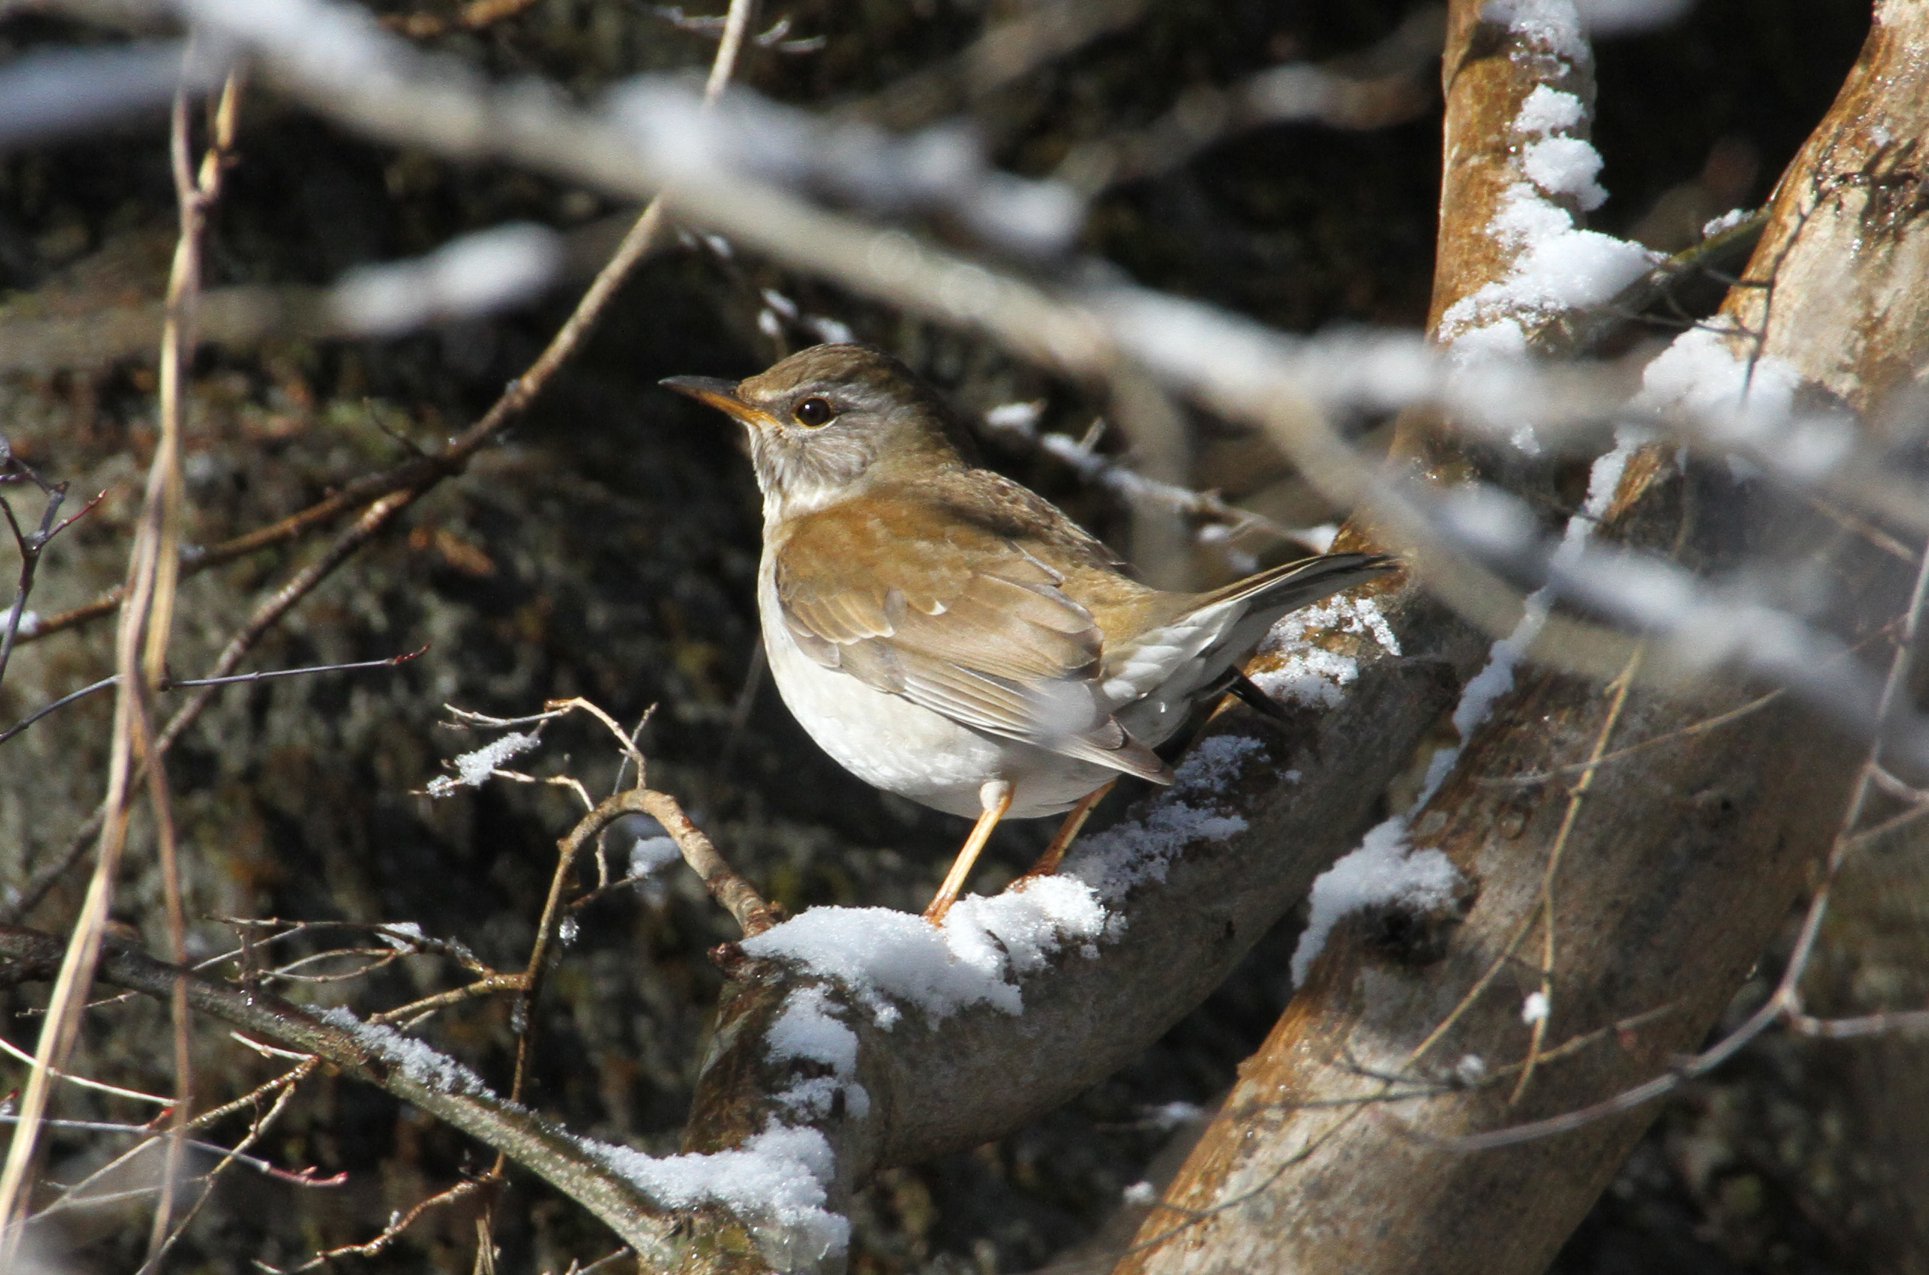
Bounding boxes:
[662,344,1394,924]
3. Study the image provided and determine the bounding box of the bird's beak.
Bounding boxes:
[659,375,781,430]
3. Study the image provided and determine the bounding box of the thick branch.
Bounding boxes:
[1119,7,1929,1274]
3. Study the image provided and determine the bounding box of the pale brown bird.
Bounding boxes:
[664,344,1392,923]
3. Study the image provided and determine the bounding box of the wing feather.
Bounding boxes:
[773,493,1170,783]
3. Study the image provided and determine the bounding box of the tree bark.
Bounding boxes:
[1118,5,1929,1274]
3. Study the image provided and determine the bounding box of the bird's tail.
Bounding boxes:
[1195,551,1399,617]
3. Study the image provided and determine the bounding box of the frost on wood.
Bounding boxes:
[1250,594,1400,709]
[1416,427,1639,806]
[1437,7,1658,366]
[1289,818,1460,986]
[1075,733,1263,902]
[766,985,871,1120]
[319,1006,493,1097]
[739,877,1108,1026]
[581,1124,849,1264]
[425,730,540,796]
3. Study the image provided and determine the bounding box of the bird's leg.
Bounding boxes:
[1226,670,1292,724]
[1016,779,1116,883]
[923,778,1014,925]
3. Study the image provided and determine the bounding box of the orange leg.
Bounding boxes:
[923,779,1014,926]
[1016,779,1115,884]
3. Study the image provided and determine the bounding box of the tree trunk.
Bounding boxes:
[1119,5,1929,1273]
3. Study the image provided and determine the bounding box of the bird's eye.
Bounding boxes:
[793,396,836,428]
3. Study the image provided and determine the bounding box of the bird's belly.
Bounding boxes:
[760,601,1109,820]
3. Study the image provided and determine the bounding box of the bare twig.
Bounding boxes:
[1508,649,1642,1102]
[0,647,426,746]
[148,63,245,1269]
[0,452,103,688]
[267,1177,493,1272]
[0,924,689,1262]
[0,55,236,1266]
[637,788,781,938]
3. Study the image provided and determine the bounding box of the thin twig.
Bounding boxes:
[0,57,233,1267]
[0,455,102,686]
[147,63,245,1268]
[0,647,426,746]
[270,1177,493,1272]
[3,0,753,932]
[0,1034,171,1106]
[637,788,781,938]
[1508,650,1642,1101]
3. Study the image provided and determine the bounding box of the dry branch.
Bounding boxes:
[0,924,695,1266]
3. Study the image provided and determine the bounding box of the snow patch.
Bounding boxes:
[320,1006,491,1097]
[766,986,870,1120]
[1482,0,1586,60]
[1289,818,1459,986]
[1637,321,1801,423]
[1439,8,1660,365]
[1416,428,1641,807]
[1574,0,1693,33]
[740,876,1106,1026]
[805,313,857,344]
[983,400,1045,434]
[1522,135,1608,210]
[1701,207,1752,238]
[628,834,683,879]
[1144,1100,1205,1129]
[1250,593,1400,709]
[1443,186,1657,343]
[583,1124,848,1263]
[1521,990,1551,1024]
[426,731,539,797]
[1076,736,1260,900]
[375,921,426,951]
[565,988,875,1262]
[1298,522,1341,553]
[1514,85,1584,135]
[330,224,562,336]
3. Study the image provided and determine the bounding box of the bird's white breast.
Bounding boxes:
[756,549,1110,819]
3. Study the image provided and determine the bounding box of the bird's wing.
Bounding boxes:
[771,494,1172,783]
